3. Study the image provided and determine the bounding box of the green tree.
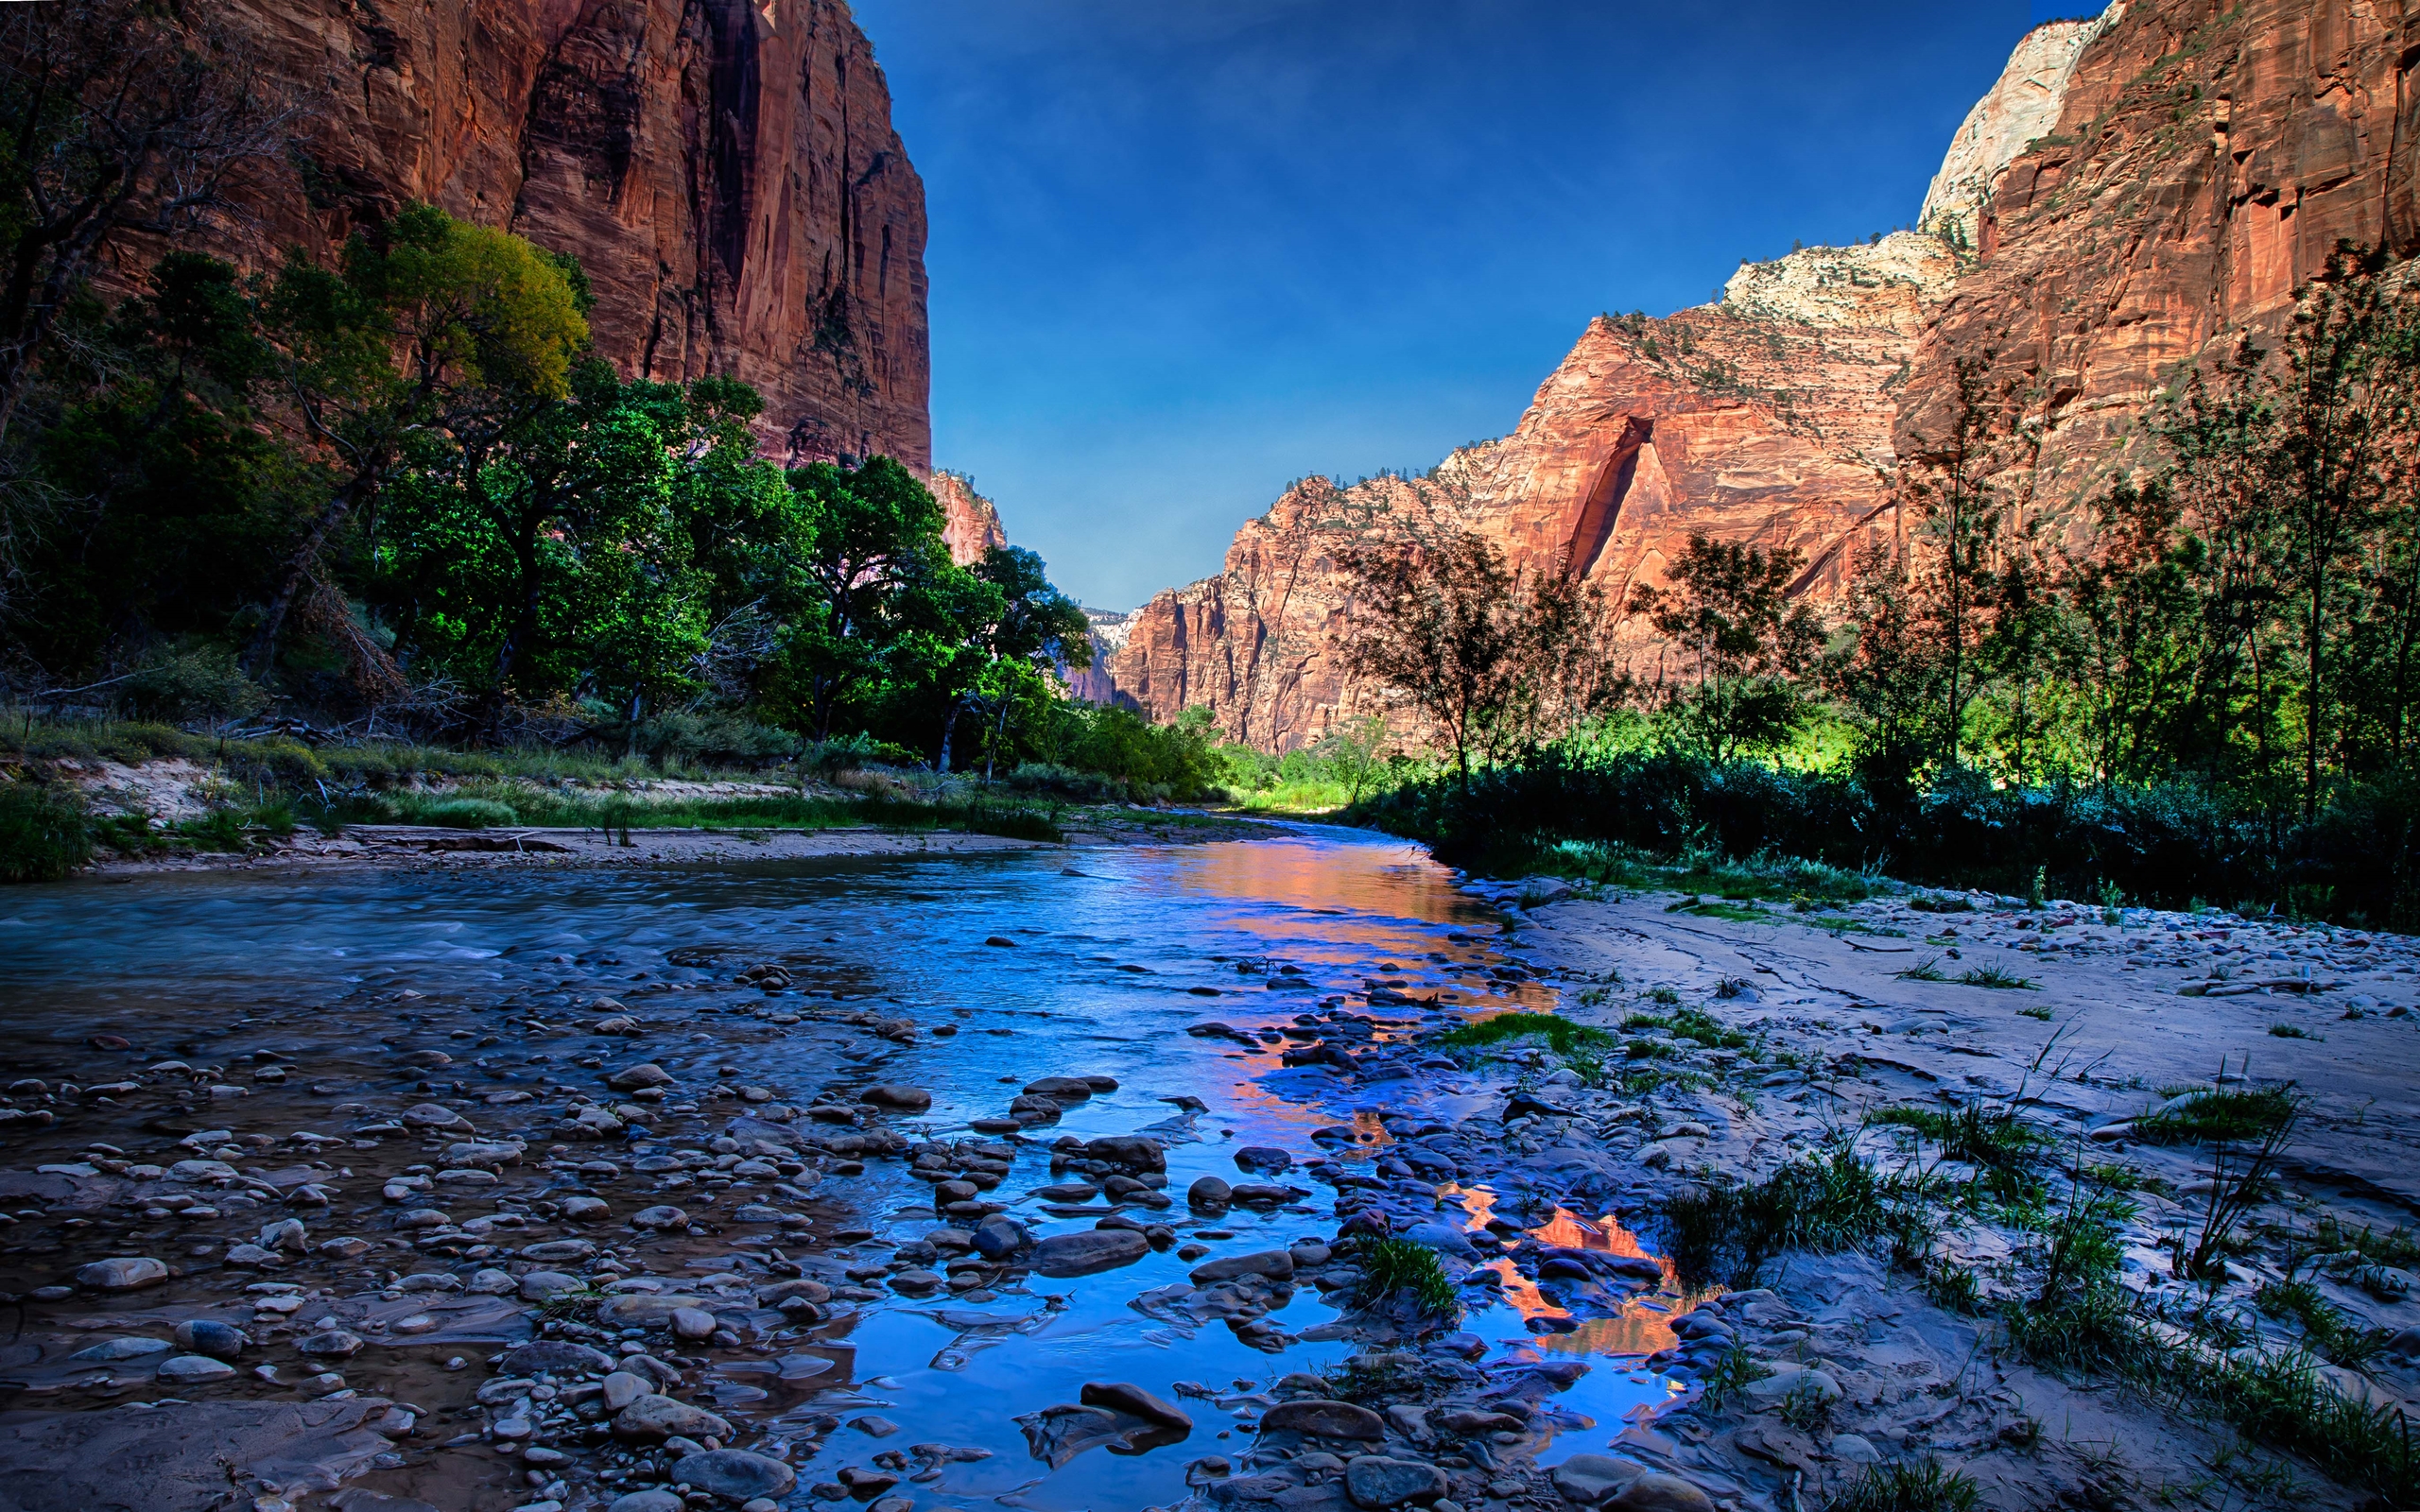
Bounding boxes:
[772,456,952,740]
[1626,532,1823,763]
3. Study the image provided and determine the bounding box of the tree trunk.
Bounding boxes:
[248,471,372,675]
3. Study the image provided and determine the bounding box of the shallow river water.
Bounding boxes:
[1,826,1681,1510]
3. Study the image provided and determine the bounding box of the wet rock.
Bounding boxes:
[444,1140,524,1167]
[499,1340,617,1375]
[596,1294,705,1329]
[75,1256,167,1292]
[1234,1146,1293,1173]
[972,1214,1032,1260]
[607,1494,684,1512]
[402,1103,471,1131]
[318,1237,372,1261]
[1082,1135,1166,1173]
[607,1063,674,1091]
[1024,1075,1095,1102]
[257,1218,309,1253]
[670,1306,718,1340]
[560,1195,611,1222]
[522,1239,598,1263]
[1744,1363,1840,1404]
[1188,1176,1233,1210]
[612,1393,732,1443]
[1549,1455,1645,1505]
[631,1205,689,1230]
[157,1354,237,1383]
[1032,1228,1150,1277]
[1033,1181,1100,1203]
[1607,1472,1716,1512]
[0,1398,406,1512]
[1228,1183,1303,1206]
[518,1270,584,1300]
[1346,1454,1448,1507]
[466,1267,516,1295]
[860,1085,932,1112]
[171,1319,248,1360]
[70,1336,171,1362]
[756,1278,835,1307]
[1190,1249,1295,1284]
[1261,1400,1385,1440]
[602,1371,649,1411]
[890,1269,943,1295]
[295,1329,364,1359]
[672,1449,798,1502]
[1080,1381,1193,1431]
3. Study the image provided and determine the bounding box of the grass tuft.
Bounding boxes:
[1349,1236,1460,1317]
[0,782,93,882]
[1822,1459,1981,1512]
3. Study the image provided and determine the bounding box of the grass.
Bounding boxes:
[2268,1022,2321,1040]
[1661,1143,1928,1289]
[2256,1279,2396,1369]
[1620,1006,1751,1050]
[1434,1011,1614,1056]
[1896,954,1949,982]
[1698,1345,1772,1410]
[1823,1460,1981,1512]
[2135,1086,2301,1145]
[0,782,93,882]
[1870,1102,2052,1201]
[1349,1236,1460,1316]
[1956,964,2040,989]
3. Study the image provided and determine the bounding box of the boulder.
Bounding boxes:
[1031,1228,1150,1277]
[1189,1249,1295,1284]
[670,1306,719,1340]
[630,1205,688,1230]
[516,1270,584,1300]
[69,1337,171,1362]
[670,1449,798,1502]
[1261,1399,1385,1440]
[1346,1454,1448,1508]
[602,1371,649,1411]
[75,1257,167,1292]
[1233,1146,1293,1172]
[1397,1222,1478,1262]
[1228,1182,1303,1206]
[612,1393,732,1443]
[1187,1176,1233,1210]
[972,1214,1031,1260]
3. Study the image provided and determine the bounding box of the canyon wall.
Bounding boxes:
[187,0,928,470]
[1108,0,2420,750]
[928,472,1011,566]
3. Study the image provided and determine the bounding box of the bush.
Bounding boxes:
[417,798,519,828]
[121,644,268,722]
[0,782,91,882]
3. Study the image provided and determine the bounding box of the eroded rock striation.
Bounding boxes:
[178,0,929,470]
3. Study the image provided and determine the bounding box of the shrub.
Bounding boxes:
[417,798,519,828]
[121,644,268,722]
[0,782,91,883]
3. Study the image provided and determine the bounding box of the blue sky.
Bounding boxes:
[854,1,2071,610]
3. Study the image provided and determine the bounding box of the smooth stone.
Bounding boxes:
[972,1214,1032,1259]
[1398,1222,1478,1262]
[1261,1400,1386,1440]
[1189,1249,1295,1284]
[1346,1454,1448,1508]
[1081,1135,1166,1173]
[860,1084,932,1112]
[1550,1455,1646,1506]
[1828,1434,1879,1464]
[499,1340,617,1376]
[75,1257,167,1292]
[295,1329,364,1358]
[1233,1146,1293,1173]
[70,1336,172,1362]
[672,1449,799,1502]
[1080,1381,1193,1432]
[602,1371,648,1412]
[157,1354,238,1383]
[612,1393,732,1443]
[1608,1473,1717,1512]
[670,1306,718,1340]
[607,1063,674,1091]
[1187,1176,1232,1209]
[1031,1228,1150,1278]
[630,1205,688,1230]
[596,1294,706,1329]
[518,1270,585,1300]
[607,1493,685,1512]
[171,1319,248,1360]
[1022,1076,1095,1101]
[560,1195,611,1222]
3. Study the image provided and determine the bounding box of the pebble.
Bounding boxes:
[670,1306,718,1340]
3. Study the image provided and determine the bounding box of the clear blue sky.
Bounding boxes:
[854,0,2069,610]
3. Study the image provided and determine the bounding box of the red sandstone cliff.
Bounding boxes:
[190,0,928,470]
[1110,0,2420,751]
[929,472,1011,566]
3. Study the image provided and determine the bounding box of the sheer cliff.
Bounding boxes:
[191,0,929,470]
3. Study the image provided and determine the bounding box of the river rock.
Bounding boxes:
[1080,1381,1193,1431]
[1233,1146,1292,1173]
[1745,1363,1840,1403]
[518,1270,584,1300]
[522,1239,598,1263]
[1023,1076,1095,1101]
[500,1340,617,1376]
[171,1319,248,1360]
[602,1371,649,1411]
[1082,1135,1166,1173]
[1187,1176,1232,1209]
[1828,1434,1879,1463]
[972,1215,1032,1260]
[670,1306,718,1340]
[70,1336,171,1362]
[1189,1249,1294,1284]
[630,1205,688,1230]
[560,1195,610,1222]
[76,1257,167,1292]
[607,1063,674,1091]
[1549,1454,1646,1505]
[671,1449,798,1502]
[1346,1454,1448,1508]
[1608,1472,1717,1512]
[608,1493,685,1512]
[1032,1228,1150,1277]
[403,1103,471,1130]
[157,1354,237,1383]
[1228,1182,1302,1206]
[1261,1400,1385,1440]
[860,1085,931,1112]
[613,1393,732,1443]
[596,1294,706,1329]
[295,1329,363,1359]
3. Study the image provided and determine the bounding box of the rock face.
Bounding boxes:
[177,0,928,469]
[929,472,1011,566]
[1103,0,2420,751]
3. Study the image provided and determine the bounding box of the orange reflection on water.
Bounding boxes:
[1439,1195,1702,1361]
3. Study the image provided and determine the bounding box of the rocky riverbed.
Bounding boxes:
[0,838,2414,1512]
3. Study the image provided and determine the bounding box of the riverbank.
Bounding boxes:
[0,838,2411,1512]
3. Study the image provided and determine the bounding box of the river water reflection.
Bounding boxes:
[0,825,1680,1508]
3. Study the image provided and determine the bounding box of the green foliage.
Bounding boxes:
[1822,1460,1981,1512]
[1661,1143,1927,1289]
[0,782,90,881]
[1432,1011,1614,1057]
[2135,1086,2302,1146]
[1349,1236,1460,1317]
[1955,964,2038,989]
[1696,1345,1772,1411]
[1628,532,1824,762]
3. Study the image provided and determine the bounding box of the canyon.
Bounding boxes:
[1103,0,2420,749]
